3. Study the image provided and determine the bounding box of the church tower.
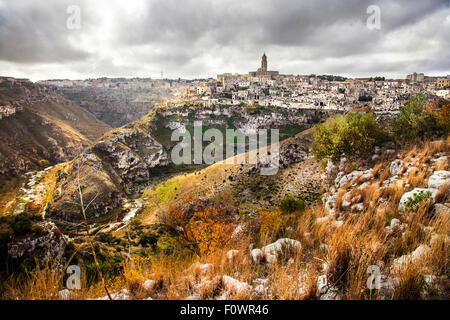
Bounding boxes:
[261,53,267,72]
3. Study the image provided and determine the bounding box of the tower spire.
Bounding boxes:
[261,53,267,72]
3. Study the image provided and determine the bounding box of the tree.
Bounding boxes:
[162,198,235,256]
[392,94,437,140]
[312,112,385,161]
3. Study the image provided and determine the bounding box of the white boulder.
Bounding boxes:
[226,250,240,261]
[142,279,156,291]
[250,248,263,264]
[398,188,437,212]
[390,159,403,176]
[222,275,250,294]
[392,245,431,270]
[261,238,302,264]
[428,170,449,190]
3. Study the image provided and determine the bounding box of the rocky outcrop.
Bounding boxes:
[89,128,168,195]
[8,221,69,266]
[322,144,449,217]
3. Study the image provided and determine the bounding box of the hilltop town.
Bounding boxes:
[177,54,449,118]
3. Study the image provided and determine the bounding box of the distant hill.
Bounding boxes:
[41,79,188,127]
[0,77,111,180]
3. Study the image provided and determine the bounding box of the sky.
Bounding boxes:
[0,0,449,81]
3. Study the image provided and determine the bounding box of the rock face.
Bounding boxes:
[43,78,188,128]
[156,104,339,140]
[8,221,69,266]
[89,128,168,195]
[49,102,334,225]
[0,77,111,179]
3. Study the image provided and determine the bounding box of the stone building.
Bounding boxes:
[249,53,279,80]
[406,72,425,82]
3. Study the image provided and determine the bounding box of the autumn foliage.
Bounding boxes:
[162,197,236,256]
[428,98,450,133]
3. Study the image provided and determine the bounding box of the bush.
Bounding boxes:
[312,112,385,161]
[391,94,437,140]
[404,190,433,212]
[129,217,142,229]
[280,194,307,214]
[428,98,450,134]
[138,232,159,247]
[95,232,119,244]
[11,212,32,235]
[162,198,235,256]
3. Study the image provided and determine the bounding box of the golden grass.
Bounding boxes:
[2,135,449,300]
[407,167,428,188]
[379,165,391,184]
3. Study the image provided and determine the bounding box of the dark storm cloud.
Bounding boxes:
[111,0,449,77]
[0,0,448,79]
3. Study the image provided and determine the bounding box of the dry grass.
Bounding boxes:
[371,162,384,179]
[392,263,425,300]
[2,136,449,301]
[407,167,428,188]
[379,165,391,184]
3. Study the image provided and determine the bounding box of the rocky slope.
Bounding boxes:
[44,136,449,301]
[43,103,339,227]
[42,79,187,127]
[0,77,111,180]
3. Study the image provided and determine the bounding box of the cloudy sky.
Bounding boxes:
[0,0,449,81]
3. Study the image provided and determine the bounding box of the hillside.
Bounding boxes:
[41,79,188,127]
[38,103,338,228]
[0,77,111,180]
[0,95,448,301]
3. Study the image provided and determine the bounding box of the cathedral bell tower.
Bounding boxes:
[261,53,268,72]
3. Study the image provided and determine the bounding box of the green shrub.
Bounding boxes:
[11,212,32,235]
[138,231,159,247]
[391,94,437,140]
[312,112,385,161]
[30,224,48,236]
[84,251,123,284]
[280,194,307,214]
[404,190,433,212]
[95,232,119,244]
[129,217,142,229]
